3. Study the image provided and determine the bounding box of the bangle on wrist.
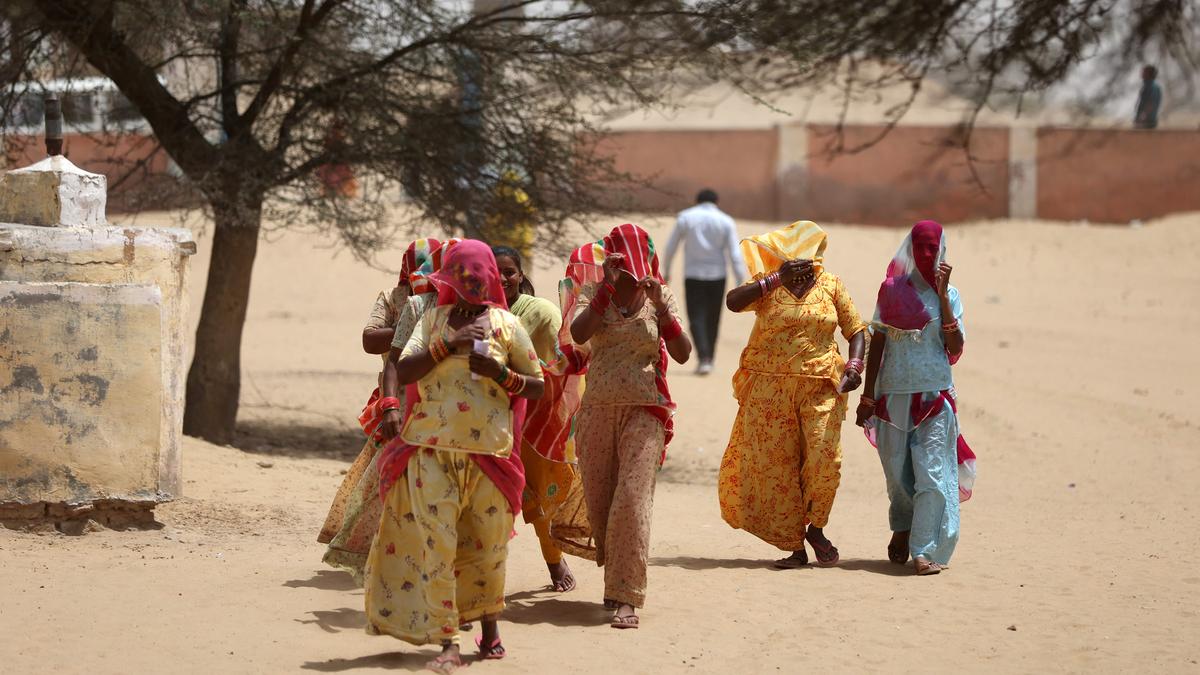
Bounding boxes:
[845,358,865,374]
[429,337,449,362]
[660,316,684,341]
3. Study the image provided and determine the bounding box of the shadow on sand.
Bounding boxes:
[295,607,368,634]
[649,555,773,571]
[836,558,913,577]
[502,588,610,628]
[232,419,364,461]
[301,651,427,672]
[283,569,361,592]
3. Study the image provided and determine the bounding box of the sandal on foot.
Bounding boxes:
[610,612,639,629]
[475,636,506,660]
[772,550,809,569]
[913,557,942,576]
[807,535,840,567]
[426,653,464,673]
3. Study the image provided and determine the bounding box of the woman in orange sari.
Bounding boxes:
[718,221,867,568]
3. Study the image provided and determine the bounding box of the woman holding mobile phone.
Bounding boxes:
[855,219,975,576]
[366,240,543,670]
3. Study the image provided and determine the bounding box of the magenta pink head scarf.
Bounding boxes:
[377,238,526,514]
[429,238,509,310]
[876,220,946,331]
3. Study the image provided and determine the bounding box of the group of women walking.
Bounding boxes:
[316,217,974,671]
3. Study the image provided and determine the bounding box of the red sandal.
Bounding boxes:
[476,635,506,660]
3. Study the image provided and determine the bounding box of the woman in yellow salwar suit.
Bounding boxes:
[365,240,543,672]
[718,221,867,568]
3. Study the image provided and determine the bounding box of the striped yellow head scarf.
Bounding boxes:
[740,220,828,278]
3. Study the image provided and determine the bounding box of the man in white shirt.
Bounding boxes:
[662,189,746,375]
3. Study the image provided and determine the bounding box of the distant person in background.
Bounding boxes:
[1135,65,1162,129]
[663,189,746,375]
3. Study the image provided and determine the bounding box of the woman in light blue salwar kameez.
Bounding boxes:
[856,220,976,576]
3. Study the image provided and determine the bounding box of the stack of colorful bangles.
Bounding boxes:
[845,358,865,374]
[430,336,452,362]
[494,365,526,395]
[757,271,783,296]
[941,321,961,333]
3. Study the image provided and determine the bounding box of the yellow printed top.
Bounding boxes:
[735,272,866,383]
[400,305,543,456]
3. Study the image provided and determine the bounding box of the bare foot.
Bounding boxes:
[548,560,576,592]
[610,603,639,629]
[913,556,943,576]
[888,531,910,565]
[426,643,464,673]
[772,549,809,569]
[805,526,840,566]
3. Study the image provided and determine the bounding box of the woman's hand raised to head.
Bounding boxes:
[639,276,667,313]
[602,253,625,285]
[779,259,813,286]
[935,262,953,299]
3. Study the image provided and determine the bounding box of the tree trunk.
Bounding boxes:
[182,196,262,444]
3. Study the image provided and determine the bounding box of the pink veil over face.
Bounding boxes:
[377,238,526,514]
[876,220,946,332]
[867,220,976,502]
[428,239,509,310]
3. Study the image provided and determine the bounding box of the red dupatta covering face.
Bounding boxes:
[555,224,676,459]
[428,239,509,310]
[375,239,526,513]
[876,220,945,333]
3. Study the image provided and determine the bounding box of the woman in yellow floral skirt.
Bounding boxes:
[364,240,543,672]
[718,220,867,568]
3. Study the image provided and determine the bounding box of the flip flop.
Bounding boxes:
[610,612,639,629]
[807,536,840,567]
[475,635,506,660]
[772,550,809,569]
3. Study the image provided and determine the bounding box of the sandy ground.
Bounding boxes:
[3,210,1200,674]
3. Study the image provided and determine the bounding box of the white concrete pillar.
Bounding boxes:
[1008,124,1038,219]
[0,152,193,528]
